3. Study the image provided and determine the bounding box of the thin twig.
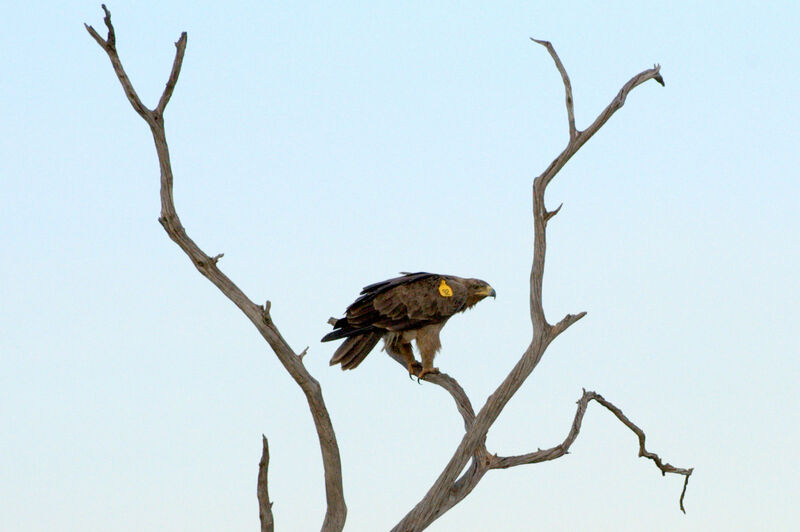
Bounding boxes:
[531,38,577,140]
[156,33,188,116]
[490,390,693,512]
[591,392,693,512]
[551,311,588,337]
[543,202,563,223]
[84,5,150,120]
[298,346,309,362]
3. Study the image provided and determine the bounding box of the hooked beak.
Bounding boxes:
[477,285,496,298]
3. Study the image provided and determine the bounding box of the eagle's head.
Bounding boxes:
[463,278,496,307]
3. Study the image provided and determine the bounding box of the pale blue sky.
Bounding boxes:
[2,1,799,531]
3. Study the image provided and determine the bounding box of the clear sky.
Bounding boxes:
[2,1,799,531]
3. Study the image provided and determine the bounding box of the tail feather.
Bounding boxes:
[321,322,377,342]
[329,332,382,370]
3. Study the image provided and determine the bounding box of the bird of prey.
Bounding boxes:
[322,272,495,379]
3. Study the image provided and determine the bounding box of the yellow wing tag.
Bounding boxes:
[438,279,454,297]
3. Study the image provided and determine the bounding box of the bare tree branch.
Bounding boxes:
[391,39,686,532]
[88,8,690,527]
[86,7,346,531]
[156,33,187,116]
[85,5,149,121]
[258,436,275,532]
[552,311,588,337]
[490,390,693,512]
[531,39,577,140]
[384,351,477,431]
[589,392,693,513]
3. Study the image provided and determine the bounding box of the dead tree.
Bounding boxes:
[86,6,693,531]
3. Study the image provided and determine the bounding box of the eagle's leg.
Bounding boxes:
[400,344,422,377]
[392,342,421,378]
[417,340,440,381]
[417,358,440,380]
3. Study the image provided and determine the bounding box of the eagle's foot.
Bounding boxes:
[416,366,440,381]
[407,361,423,380]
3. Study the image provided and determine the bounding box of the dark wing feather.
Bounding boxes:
[342,272,434,330]
[321,272,468,341]
[321,323,377,342]
[321,275,430,341]
[370,275,468,331]
[358,272,435,297]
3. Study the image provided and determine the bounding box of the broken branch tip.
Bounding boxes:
[298,347,309,360]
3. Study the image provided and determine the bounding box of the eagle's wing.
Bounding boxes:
[352,275,468,331]
[358,271,435,296]
[322,272,468,341]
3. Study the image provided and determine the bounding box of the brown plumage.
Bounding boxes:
[322,272,495,379]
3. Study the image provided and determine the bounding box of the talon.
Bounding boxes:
[417,367,440,380]
[407,361,423,380]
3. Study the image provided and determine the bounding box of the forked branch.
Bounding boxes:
[391,39,689,532]
[86,6,346,531]
[491,390,693,513]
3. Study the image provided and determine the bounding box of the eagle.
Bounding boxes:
[322,272,495,379]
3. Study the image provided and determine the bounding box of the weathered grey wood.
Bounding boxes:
[88,7,691,528]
